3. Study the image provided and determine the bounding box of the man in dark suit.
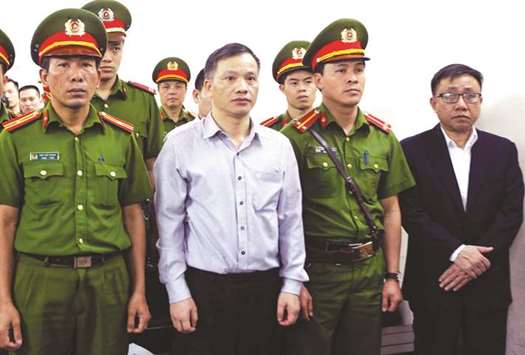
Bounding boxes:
[400,63,524,355]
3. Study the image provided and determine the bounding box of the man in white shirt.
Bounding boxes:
[399,63,524,355]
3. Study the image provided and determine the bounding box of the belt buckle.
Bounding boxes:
[353,241,374,260]
[74,256,92,268]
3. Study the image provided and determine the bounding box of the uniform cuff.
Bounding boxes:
[281,279,302,296]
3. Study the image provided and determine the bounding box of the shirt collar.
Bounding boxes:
[43,103,104,133]
[440,125,478,149]
[319,103,369,134]
[97,76,127,100]
[202,113,259,143]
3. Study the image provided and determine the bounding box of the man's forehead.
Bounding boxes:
[438,74,480,89]
[108,33,125,45]
[217,54,258,70]
[286,70,313,81]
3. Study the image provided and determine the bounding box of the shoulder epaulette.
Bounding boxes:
[260,116,278,127]
[293,109,320,133]
[2,111,42,132]
[187,110,196,119]
[364,112,391,134]
[99,112,134,133]
[127,81,156,95]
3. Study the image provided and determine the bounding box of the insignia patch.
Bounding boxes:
[167,61,179,70]
[29,152,60,161]
[98,8,115,22]
[65,19,85,36]
[292,47,306,60]
[341,28,357,43]
[314,146,337,154]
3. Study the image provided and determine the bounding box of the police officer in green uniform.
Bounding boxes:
[0,28,15,126]
[82,0,163,173]
[0,9,152,355]
[152,57,195,134]
[281,19,415,355]
[261,41,316,130]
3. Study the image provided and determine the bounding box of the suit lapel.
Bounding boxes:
[427,125,465,214]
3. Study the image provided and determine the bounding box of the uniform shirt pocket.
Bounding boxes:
[94,163,128,207]
[304,153,340,198]
[357,155,389,200]
[252,168,282,211]
[23,161,66,206]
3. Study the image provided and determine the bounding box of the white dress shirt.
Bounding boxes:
[440,125,478,261]
[154,116,308,303]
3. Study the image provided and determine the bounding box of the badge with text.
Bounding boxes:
[29,152,60,161]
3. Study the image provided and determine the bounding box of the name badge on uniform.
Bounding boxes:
[314,146,337,154]
[29,152,60,160]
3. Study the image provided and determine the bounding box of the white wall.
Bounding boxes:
[3,1,524,352]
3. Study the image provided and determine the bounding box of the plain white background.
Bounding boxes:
[3,1,525,353]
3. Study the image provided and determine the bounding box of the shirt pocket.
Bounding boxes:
[357,155,389,200]
[252,169,282,212]
[304,153,340,198]
[94,163,128,207]
[23,161,66,206]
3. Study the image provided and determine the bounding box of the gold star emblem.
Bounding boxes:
[65,19,86,36]
[341,28,358,43]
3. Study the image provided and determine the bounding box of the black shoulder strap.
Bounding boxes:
[309,128,379,239]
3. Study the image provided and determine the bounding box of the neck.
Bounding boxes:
[164,105,183,121]
[287,105,312,121]
[211,108,251,147]
[51,99,90,135]
[97,75,117,100]
[323,98,358,135]
[442,126,473,148]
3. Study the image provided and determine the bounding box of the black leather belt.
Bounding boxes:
[307,238,380,264]
[21,251,122,268]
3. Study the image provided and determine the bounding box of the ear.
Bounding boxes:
[39,68,49,87]
[192,89,199,105]
[204,78,212,95]
[313,72,323,91]
[278,83,285,93]
[429,97,438,112]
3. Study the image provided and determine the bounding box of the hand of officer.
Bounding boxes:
[0,302,22,351]
[299,286,314,321]
[381,280,403,312]
[454,245,493,279]
[127,292,151,333]
[277,292,300,326]
[439,263,473,291]
[170,298,198,333]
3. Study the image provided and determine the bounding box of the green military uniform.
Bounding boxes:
[281,19,415,355]
[0,27,15,130]
[260,112,292,130]
[0,9,152,355]
[160,105,195,134]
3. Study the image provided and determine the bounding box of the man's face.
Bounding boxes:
[40,56,100,110]
[279,70,316,111]
[192,87,211,118]
[315,60,365,108]
[158,80,187,110]
[4,81,19,110]
[430,74,482,134]
[205,53,259,119]
[99,33,125,81]
[19,88,42,113]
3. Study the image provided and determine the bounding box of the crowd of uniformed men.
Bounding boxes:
[0,1,522,355]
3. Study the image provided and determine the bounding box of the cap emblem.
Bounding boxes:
[65,19,86,36]
[98,8,115,22]
[291,47,306,60]
[341,28,357,43]
[167,61,179,70]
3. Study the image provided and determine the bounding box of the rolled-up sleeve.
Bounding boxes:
[277,139,308,295]
[154,135,191,303]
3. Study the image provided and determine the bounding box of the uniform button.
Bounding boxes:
[347,163,352,169]
[322,162,329,168]
[354,216,359,220]
[77,204,84,211]
[78,238,84,244]
[77,170,83,176]
[240,250,246,255]
[74,137,79,142]
[40,170,47,176]
[104,103,109,108]
[345,137,350,142]
[135,132,139,137]
[373,163,379,169]
[110,171,116,177]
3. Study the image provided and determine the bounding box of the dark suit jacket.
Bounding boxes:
[400,125,524,310]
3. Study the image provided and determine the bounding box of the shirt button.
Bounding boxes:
[78,238,84,244]
[354,216,359,220]
[104,103,109,108]
[373,163,379,169]
[241,250,246,255]
[77,170,83,176]
[345,137,350,142]
[39,170,47,176]
[322,162,329,168]
[74,137,79,142]
[77,204,84,211]
[347,163,352,169]
[239,201,244,205]
[110,171,116,177]
[240,226,245,231]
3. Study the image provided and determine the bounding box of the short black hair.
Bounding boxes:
[19,85,41,96]
[7,78,19,90]
[194,69,205,91]
[204,43,260,79]
[431,64,483,95]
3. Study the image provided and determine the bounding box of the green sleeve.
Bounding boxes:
[119,133,153,205]
[378,131,416,199]
[0,131,23,207]
[144,95,163,159]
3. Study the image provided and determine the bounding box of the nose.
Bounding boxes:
[69,63,85,82]
[236,78,249,94]
[454,95,469,109]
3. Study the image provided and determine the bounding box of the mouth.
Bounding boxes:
[297,95,309,100]
[67,88,87,96]
[99,66,114,72]
[232,98,251,104]
[344,88,361,95]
